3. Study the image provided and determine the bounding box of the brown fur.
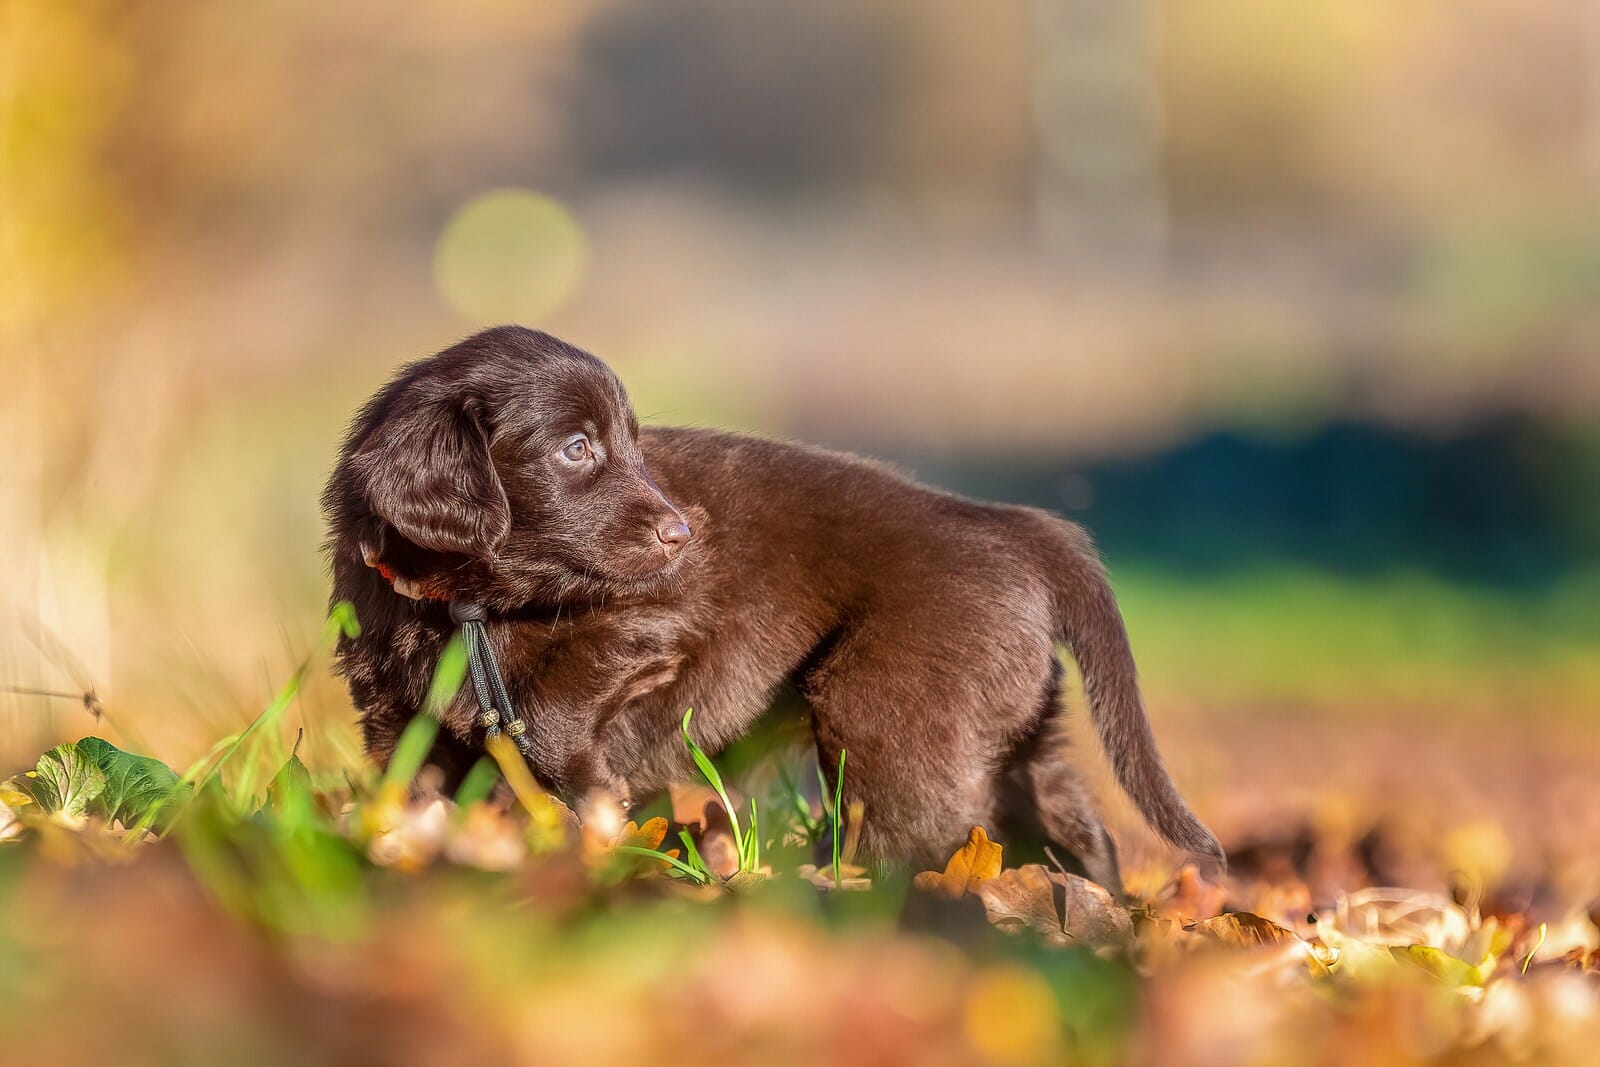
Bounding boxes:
[323,326,1223,883]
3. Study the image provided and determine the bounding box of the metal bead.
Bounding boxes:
[477,709,501,730]
[506,719,527,737]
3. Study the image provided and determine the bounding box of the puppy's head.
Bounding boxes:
[327,326,693,606]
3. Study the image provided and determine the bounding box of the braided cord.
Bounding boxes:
[459,619,500,739]
[450,598,535,760]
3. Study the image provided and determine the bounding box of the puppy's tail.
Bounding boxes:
[1043,519,1225,871]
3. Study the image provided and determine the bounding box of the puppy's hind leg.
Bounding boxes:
[1024,738,1122,893]
[801,642,1002,871]
[998,674,1123,893]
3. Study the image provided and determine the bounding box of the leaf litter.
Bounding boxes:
[2,726,1599,1066]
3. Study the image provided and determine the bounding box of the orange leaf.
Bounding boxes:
[913,826,1003,900]
[1153,864,1227,924]
[618,817,669,851]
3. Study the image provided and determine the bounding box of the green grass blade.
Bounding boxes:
[453,757,498,809]
[831,749,847,886]
[324,600,362,644]
[382,714,440,794]
[613,845,711,885]
[192,668,304,808]
[678,828,712,881]
[423,633,469,717]
[776,762,818,840]
[745,797,761,871]
[680,708,745,863]
[377,633,466,794]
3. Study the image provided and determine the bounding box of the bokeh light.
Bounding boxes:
[433,188,587,324]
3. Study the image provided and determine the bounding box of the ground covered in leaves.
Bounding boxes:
[4,728,1599,1067]
[3,624,1598,1067]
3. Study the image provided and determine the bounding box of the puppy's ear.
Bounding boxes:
[351,389,510,560]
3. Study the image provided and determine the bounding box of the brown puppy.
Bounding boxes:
[324,326,1222,883]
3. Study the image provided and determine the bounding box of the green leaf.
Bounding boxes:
[265,752,314,818]
[1391,945,1489,987]
[21,737,183,828]
[22,741,107,818]
[77,737,183,827]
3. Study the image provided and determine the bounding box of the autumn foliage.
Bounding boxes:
[3,721,1599,1067]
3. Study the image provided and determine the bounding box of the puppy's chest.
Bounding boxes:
[506,609,698,709]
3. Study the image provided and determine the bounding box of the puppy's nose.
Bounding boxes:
[656,519,693,555]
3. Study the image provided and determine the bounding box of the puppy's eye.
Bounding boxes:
[559,435,593,464]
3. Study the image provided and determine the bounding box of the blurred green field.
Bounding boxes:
[1118,566,1600,720]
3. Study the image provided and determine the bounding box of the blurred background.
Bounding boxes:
[3,0,1599,864]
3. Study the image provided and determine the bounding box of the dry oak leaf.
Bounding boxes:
[1188,911,1301,948]
[796,863,872,891]
[1187,911,1334,976]
[913,826,1003,900]
[597,817,685,878]
[977,864,1132,946]
[619,817,670,851]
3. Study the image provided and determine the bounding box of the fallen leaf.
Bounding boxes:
[1242,880,1314,933]
[976,864,1132,946]
[1153,863,1227,923]
[0,794,21,841]
[577,792,632,869]
[19,742,106,822]
[723,870,771,892]
[913,827,1003,900]
[367,797,450,871]
[78,737,184,828]
[1554,947,1599,973]
[1334,887,1474,951]
[445,802,527,870]
[1187,912,1333,975]
[1187,911,1302,950]
[619,817,670,852]
[1391,944,1489,987]
[264,753,313,817]
[796,863,870,891]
